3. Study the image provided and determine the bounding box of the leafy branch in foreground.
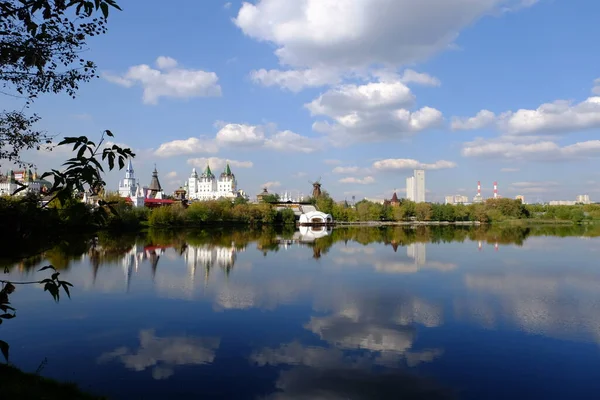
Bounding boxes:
[1,264,71,362]
[21,130,135,208]
[1,0,122,166]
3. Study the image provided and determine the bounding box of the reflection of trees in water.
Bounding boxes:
[5,224,600,273]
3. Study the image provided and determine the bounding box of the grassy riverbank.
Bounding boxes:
[0,364,104,399]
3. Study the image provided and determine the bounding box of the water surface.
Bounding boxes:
[2,226,600,399]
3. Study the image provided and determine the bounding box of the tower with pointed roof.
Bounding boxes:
[147,165,163,199]
[119,159,138,198]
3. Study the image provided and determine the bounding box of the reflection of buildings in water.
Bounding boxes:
[276,226,333,250]
[477,240,500,252]
[406,243,426,266]
[184,244,242,287]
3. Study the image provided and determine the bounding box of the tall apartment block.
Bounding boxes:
[406,169,425,203]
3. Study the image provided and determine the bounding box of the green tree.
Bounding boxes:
[1,0,121,166]
[415,203,432,221]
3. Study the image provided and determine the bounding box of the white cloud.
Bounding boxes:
[187,157,253,170]
[324,159,342,165]
[103,56,222,104]
[250,67,341,92]
[451,110,496,130]
[264,130,323,153]
[462,139,600,160]
[332,166,360,174]
[155,56,178,70]
[261,181,281,189]
[224,2,232,9]
[293,172,308,178]
[453,96,600,136]
[155,123,323,157]
[155,138,219,157]
[500,167,520,172]
[372,159,457,171]
[166,171,178,179]
[593,78,600,95]
[215,123,266,146]
[339,176,375,184]
[234,0,535,71]
[306,77,442,142]
[399,69,441,87]
[511,181,559,188]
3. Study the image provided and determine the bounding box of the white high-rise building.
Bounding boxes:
[576,194,591,204]
[415,169,425,203]
[406,170,425,203]
[406,176,415,201]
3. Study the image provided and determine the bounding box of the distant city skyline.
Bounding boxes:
[7,0,600,202]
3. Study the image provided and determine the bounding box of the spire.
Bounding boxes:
[148,165,162,194]
[27,169,33,182]
[126,159,134,172]
[225,162,231,176]
[205,163,212,176]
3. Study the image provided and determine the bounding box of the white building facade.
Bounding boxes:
[186,163,239,201]
[119,159,138,198]
[406,169,425,203]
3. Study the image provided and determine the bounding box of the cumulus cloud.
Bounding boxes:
[97,330,219,380]
[462,139,600,160]
[399,69,441,87]
[155,137,219,157]
[339,176,375,184]
[261,181,281,189]
[453,96,600,136]
[593,78,600,95]
[155,123,323,157]
[215,123,266,146]
[103,56,222,104]
[166,171,178,179]
[264,130,324,153]
[332,166,360,174]
[233,0,535,71]
[372,159,456,171]
[451,110,496,130]
[306,77,443,142]
[187,157,253,170]
[250,67,341,92]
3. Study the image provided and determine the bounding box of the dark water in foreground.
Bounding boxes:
[2,226,600,399]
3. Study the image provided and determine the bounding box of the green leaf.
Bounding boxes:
[61,282,71,299]
[51,272,60,281]
[0,314,15,319]
[38,265,56,272]
[100,2,109,18]
[0,340,9,362]
[0,305,15,312]
[105,129,114,137]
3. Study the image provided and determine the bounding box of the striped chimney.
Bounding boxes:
[493,181,498,199]
[477,181,481,196]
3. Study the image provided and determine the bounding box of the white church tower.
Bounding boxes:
[119,159,137,198]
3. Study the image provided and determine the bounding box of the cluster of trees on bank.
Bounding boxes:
[309,192,599,224]
[4,191,600,252]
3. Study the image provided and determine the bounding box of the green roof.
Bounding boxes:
[205,164,212,176]
[225,163,231,175]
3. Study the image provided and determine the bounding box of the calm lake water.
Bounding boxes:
[2,225,600,399]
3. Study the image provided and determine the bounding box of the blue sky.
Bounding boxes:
[8,0,600,202]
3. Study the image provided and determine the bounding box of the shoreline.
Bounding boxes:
[334,221,482,226]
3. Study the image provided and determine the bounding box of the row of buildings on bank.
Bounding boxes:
[0,169,52,196]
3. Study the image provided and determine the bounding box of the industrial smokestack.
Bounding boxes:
[493,181,498,199]
[477,181,481,196]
